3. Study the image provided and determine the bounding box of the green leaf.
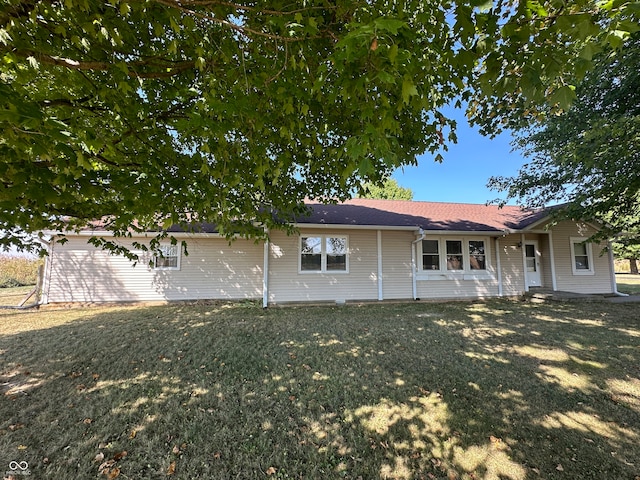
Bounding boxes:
[373,18,407,35]
[401,77,418,104]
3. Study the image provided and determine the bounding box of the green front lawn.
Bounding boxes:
[1,300,638,479]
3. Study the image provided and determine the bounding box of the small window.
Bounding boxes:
[469,240,486,270]
[154,244,180,270]
[300,235,348,273]
[422,239,440,270]
[570,237,594,275]
[446,240,463,270]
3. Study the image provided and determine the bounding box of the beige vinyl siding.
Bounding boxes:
[45,236,263,303]
[499,234,526,296]
[416,278,499,299]
[381,230,414,299]
[268,229,379,303]
[551,221,614,294]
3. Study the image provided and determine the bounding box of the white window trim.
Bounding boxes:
[153,244,181,271]
[299,235,349,274]
[417,237,494,280]
[570,237,595,275]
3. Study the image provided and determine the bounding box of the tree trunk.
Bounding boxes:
[630,258,639,275]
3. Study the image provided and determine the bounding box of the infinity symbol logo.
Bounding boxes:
[9,461,29,470]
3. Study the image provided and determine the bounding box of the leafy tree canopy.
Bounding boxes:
[358,178,413,200]
[488,31,640,242]
[1,0,638,253]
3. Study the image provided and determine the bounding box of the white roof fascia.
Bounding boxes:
[420,230,506,236]
[294,223,421,231]
[41,230,226,239]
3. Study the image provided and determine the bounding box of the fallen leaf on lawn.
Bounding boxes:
[556,464,564,471]
[129,430,137,439]
[70,371,83,378]
[83,418,93,425]
[106,466,120,479]
[95,452,105,463]
[9,423,25,431]
[98,460,116,473]
[18,445,27,450]
[489,435,501,443]
[43,457,50,465]
[172,445,180,454]
[213,452,221,459]
[167,461,176,475]
[266,466,277,475]
[113,451,127,461]
[93,373,100,380]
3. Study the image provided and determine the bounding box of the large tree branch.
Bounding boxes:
[12,49,197,78]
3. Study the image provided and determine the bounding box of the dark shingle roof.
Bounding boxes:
[77,199,550,234]
[296,199,548,232]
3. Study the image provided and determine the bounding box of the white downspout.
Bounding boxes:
[608,240,628,296]
[548,231,558,291]
[39,235,53,305]
[377,230,383,301]
[411,229,425,300]
[495,237,503,297]
[262,230,269,308]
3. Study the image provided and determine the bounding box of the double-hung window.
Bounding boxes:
[469,240,486,270]
[300,236,348,273]
[422,239,440,270]
[446,240,464,271]
[153,244,180,270]
[570,237,594,275]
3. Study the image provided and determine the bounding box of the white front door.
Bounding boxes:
[525,242,542,288]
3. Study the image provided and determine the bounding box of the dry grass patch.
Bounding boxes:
[0,300,639,479]
[616,273,640,295]
[0,256,43,288]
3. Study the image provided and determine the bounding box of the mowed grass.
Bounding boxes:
[1,300,639,480]
[616,273,640,295]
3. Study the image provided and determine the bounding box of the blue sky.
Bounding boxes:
[392,106,527,205]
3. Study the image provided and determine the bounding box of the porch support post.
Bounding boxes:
[262,232,269,308]
[377,230,383,301]
[521,233,529,292]
[547,231,558,291]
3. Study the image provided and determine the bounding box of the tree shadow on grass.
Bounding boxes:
[0,300,638,479]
